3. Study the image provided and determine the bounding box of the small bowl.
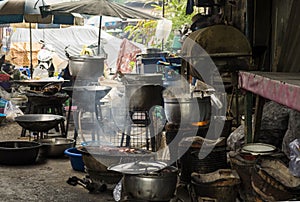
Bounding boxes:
[64,147,85,172]
[38,138,75,157]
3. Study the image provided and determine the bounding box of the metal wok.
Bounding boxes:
[15,114,64,132]
[62,86,111,100]
[0,141,41,165]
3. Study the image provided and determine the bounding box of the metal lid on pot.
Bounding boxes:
[108,160,167,174]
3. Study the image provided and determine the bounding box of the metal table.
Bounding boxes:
[238,71,300,142]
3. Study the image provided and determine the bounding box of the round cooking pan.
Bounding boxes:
[15,114,64,132]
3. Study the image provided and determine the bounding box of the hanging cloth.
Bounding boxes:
[186,0,194,15]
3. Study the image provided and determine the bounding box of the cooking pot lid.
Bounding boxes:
[108,160,167,174]
[241,143,276,155]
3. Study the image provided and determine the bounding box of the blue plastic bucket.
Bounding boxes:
[64,147,85,172]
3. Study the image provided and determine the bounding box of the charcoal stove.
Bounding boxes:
[165,122,209,164]
[178,135,228,184]
[119,74,165,152]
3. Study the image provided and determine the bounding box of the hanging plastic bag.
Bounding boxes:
[155,18,172,41]
[4,101,24,122]
[289,138,300,177]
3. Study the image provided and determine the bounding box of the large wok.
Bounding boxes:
[0,141,41,165]
[15,114,64,132]
[62,86,111,100]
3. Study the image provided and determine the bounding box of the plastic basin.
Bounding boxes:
[64,147,85,172]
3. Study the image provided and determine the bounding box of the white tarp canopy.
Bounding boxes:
[9,25,145,71]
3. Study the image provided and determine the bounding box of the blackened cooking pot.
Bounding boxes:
[0,141,41,165]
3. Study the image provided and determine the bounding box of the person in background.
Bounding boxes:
[181,9,224,85]
[190,13,212,32]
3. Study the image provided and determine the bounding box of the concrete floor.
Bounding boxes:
[0,121,115,202]
[0,121,191,202]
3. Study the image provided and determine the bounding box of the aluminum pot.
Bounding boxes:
[37,138,75,157]
[68,55,105,78]
[122,166,178,201]
[164,96,211,124]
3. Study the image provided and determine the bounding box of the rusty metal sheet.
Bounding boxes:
[239,71,300,112]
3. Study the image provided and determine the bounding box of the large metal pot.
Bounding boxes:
[68,55,105,78]
[122,166,178,201]
[164,96,211,124]
[0,141,41,165]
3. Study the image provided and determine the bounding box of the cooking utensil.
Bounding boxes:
[122,166,178,201]
[15,114,64,132]
[68,55,105,78]
[164,95,211,124]
[0,141,41,165]
[41,83,61,95]
[13,79,65,88]
[37,137,75,157]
